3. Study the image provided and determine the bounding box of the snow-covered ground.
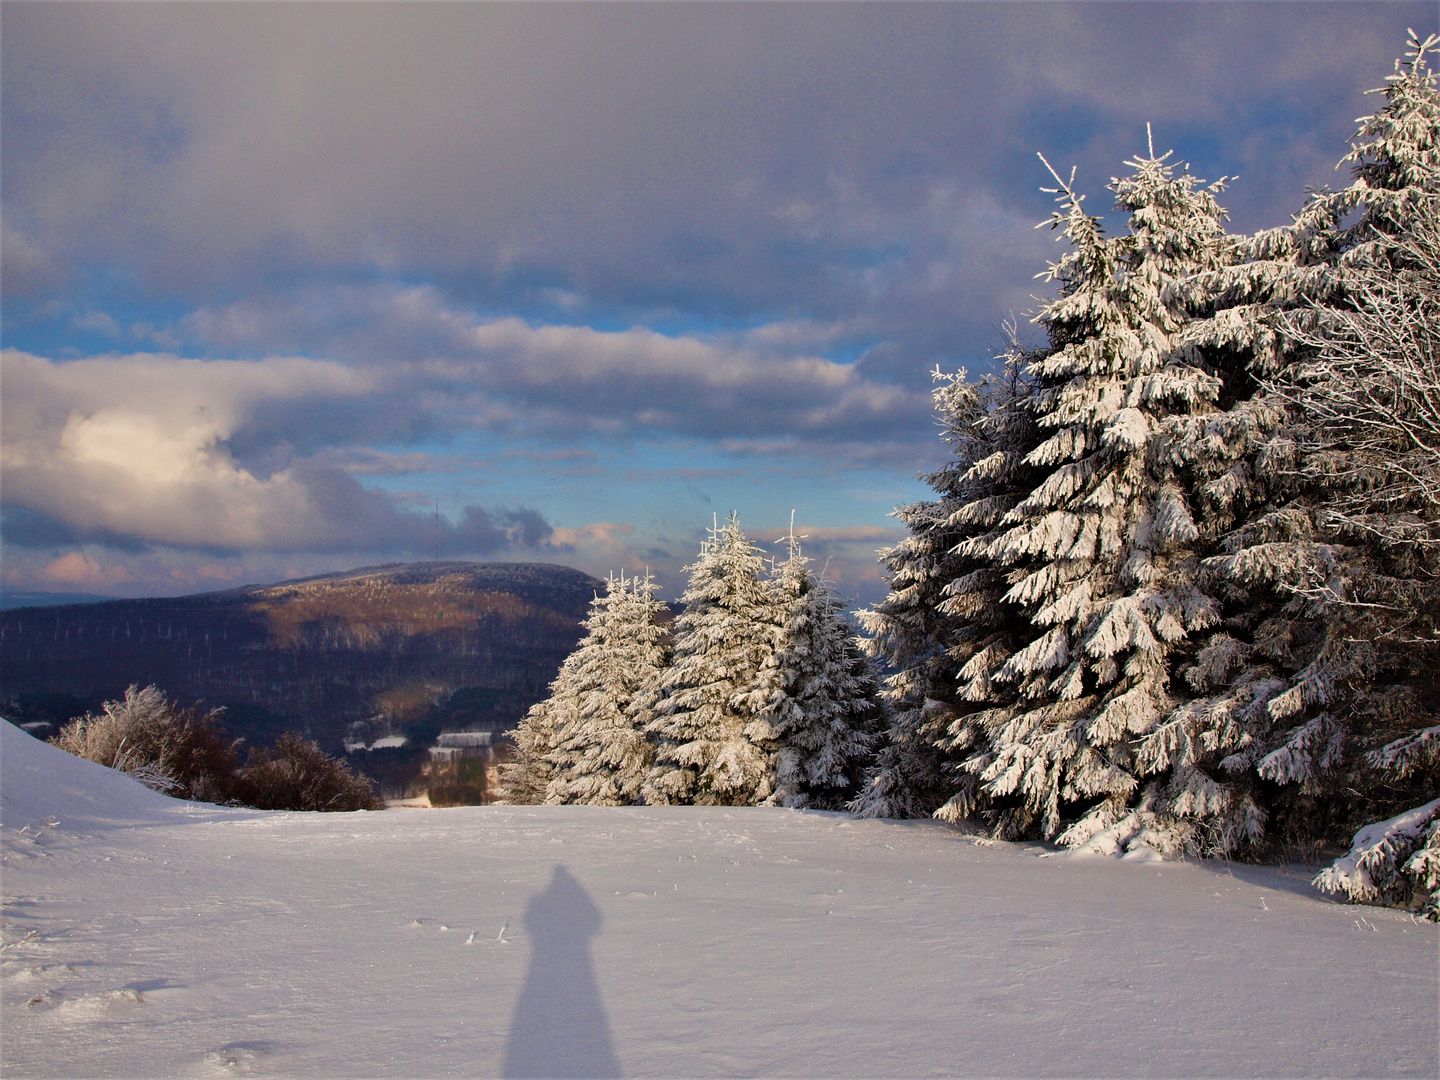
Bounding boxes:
[2,721,1435,1079]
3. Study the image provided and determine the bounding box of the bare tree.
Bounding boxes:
[1253,197,1440,650]
[1272,195,1440,555]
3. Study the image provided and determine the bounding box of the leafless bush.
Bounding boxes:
[51,684,241,801]
[236,733,383,812]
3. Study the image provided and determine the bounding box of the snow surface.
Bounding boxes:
[2,721,1436,1079]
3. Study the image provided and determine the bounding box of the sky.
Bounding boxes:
[2,1,1435,606]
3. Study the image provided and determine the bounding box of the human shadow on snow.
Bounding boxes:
[502,865,621,1079]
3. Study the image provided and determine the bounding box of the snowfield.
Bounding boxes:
[2,721,1435,1079]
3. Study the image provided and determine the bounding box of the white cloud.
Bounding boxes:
[1,349,376,548]
[70,309,121,336]
[39,550,130,588]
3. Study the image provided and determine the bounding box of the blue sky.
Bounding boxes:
[2,1,1434,605]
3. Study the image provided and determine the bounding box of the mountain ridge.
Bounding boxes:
[0,561,604,755]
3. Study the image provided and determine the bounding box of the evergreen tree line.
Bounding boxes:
[856,33,1439,916]
[501,515,886,809]
[501,36,1436,918]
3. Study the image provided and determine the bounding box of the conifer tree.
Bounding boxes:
[644,515,782,805]
[1183,31,1440,873]
[499,584,605,805]
[547,573,670,806]
[749,531,885,809]
[858,34,1437,890]
[853,348,1041,821]
[500,695,564,805]
[950,142,1244,848]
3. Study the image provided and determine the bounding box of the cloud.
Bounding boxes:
[4,3,1424,349]
[1,326,935,581]
[547,522,634,550]
[312,447,467,477]
[0,348,561,556]
[39,551,131,589]
[0,221,64,297]
[3,2,1429,600]
[169,283,939,450]
[70,309,121,336]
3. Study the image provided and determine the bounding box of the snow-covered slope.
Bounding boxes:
[0,716,242,831]
[2,720,1435,1078]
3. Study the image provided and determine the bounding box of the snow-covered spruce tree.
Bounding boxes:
[1265,199,1440,849]
[643,515,783,806]
[745,534,885,809]
[1181,33,1440,874]
[1315,798,1440,920]
[546,573,670,806]
[499,652,581,806]
[853,345,1043,821]
[934,144,1249,849]
[498,697,562,805]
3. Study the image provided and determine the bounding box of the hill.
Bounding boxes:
[0,590,117,610]
[0,561,603,754]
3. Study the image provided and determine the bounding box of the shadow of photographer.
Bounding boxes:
[502,865,621,1079]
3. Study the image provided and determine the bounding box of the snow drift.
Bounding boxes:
[0,715,235,831]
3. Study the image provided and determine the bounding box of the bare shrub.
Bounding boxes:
[237,733,383,812]
[51,684,241,801]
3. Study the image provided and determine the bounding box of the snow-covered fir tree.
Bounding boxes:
[948,142,1245,849]
[854,345,1042,821]
[643,515,783,806]
[500,693,565,806]
[546,573,670,806]
[747,530,885,809]
[1176,31,1440,892]
[860,132,1325,856]
[1315,798,1440,920]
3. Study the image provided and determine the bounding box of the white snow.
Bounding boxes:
[2,720,1436,1078]
[1314,797,1440,901]
[348,736,410,752]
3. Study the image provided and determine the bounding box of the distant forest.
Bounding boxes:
[0,562,601,758]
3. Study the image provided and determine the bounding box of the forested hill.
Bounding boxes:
[0,562,604,751]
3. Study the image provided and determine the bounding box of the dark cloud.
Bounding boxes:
[154,286,939,449]
[450,505,554,556]
[0,505,149,553]
[4,3,1429,367]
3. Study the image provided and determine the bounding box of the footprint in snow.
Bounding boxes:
[52,987,144,1017]
[405,917,457,934]
[204,1041,273,1075]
